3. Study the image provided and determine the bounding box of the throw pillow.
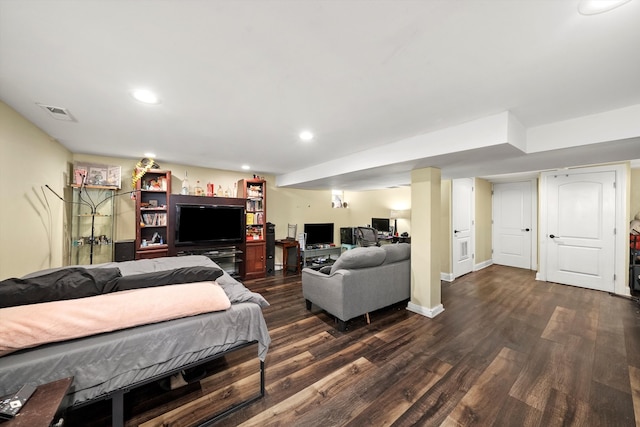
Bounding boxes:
[107,266,224,292]
[0,267,122,308]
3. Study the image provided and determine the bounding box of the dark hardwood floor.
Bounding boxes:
[68,265,640,426]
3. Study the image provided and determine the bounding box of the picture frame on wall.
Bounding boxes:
[72,162,122,189]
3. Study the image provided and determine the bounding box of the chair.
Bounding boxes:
[287,223,297,240]
[356,227,379,247]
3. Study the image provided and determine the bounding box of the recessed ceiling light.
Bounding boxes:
[578,0,631,15]
[241,165,251,170]
[299,130,314,142]
[144,152,156,158]
[131,89,161,104]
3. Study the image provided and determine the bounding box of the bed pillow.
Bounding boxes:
[107,266,224,292]
[216,273,270,308]
[0,267,122,308]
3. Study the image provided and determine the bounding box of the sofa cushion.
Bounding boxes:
[382,243,411,264]
[330,246,386,274]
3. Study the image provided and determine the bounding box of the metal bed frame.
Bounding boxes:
[71,340,265,427]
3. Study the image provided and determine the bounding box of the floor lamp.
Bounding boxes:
[390,209,410,237]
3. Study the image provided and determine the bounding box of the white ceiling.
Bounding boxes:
[1,0,639,190]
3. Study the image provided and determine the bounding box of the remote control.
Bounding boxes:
[0,383,37,420]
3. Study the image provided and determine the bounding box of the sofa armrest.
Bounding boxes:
[301,268,352,319]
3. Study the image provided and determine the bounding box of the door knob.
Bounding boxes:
[549,234,556,238]
[454,230,460,234]
[522,228,530,232]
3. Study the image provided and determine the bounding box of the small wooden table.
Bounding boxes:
[4,377,73,427]
[275,239,300,275]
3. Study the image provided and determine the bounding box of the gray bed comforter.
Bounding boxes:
[0,255,270,406]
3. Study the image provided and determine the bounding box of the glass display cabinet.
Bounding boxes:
[69,185,115,265]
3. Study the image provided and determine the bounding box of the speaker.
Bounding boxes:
[340,227,357,245]
[114,240,135,262]
[631,265,640,292]
[266,222,275,275]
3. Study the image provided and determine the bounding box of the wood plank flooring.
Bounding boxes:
[66,265,640,426]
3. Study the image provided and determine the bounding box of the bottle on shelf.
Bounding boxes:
[194,180,204,196]
[181,171,189,195]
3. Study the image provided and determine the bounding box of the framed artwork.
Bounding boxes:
[73,162,122,188]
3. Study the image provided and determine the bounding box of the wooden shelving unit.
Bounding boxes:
[135,169,171,259]
[237,178,266,279]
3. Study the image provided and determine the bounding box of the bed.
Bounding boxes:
[0,255,271,426]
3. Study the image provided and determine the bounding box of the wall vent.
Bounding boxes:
[37,103,76,121]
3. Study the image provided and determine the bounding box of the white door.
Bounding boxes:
[544,171,616,292]
[452,178,474,278]
[492,181,534,269]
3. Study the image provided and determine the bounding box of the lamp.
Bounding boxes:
[390,209,410,236]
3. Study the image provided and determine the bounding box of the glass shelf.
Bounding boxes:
[70,186,115,265]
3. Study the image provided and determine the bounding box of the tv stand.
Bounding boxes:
[177,245,243,279]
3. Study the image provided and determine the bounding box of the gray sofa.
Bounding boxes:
[302,243,410,330]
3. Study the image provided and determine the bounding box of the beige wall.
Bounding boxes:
[475,178,492,265]
[440,180,452,274]
[0,101,72,279]
[632,168,640,221]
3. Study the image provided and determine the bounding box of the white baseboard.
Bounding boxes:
[441,272,454,282]
[474,259,493,271]
[407,301,445,318]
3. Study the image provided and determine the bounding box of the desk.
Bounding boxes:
[379,236,411,245]
[275,239,300,275]
[5,377,73,427]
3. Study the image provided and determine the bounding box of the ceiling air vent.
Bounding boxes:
[37,103,76,121]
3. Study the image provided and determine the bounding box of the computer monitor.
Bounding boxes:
[371,218,390,233]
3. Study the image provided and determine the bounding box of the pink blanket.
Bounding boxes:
[0,281,231,357]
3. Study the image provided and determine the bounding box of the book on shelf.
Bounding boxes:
[246,199,263,211]
[247,184,263,198]
[246,212,255,225]
[141,212,167,226]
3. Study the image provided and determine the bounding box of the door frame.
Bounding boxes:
[491,179,538,270]
[538,164,629,295]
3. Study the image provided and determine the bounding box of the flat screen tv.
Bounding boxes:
[175,204,244,246]
[371,217,390,233]
[304,223,334,246]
